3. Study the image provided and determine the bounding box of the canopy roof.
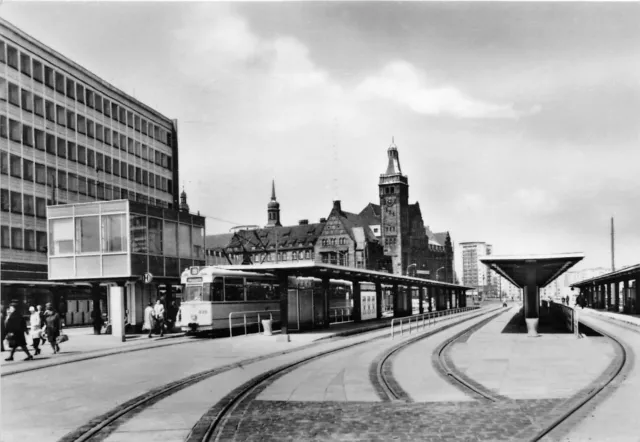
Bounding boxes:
[571,263,640,288]
[480,253,585,289]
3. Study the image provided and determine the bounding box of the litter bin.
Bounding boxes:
[261,319,273,336]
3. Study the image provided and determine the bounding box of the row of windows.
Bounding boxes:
[1,188,170,218]
[1,40,173,147]
[384,237,398,245]
[0,225,47,252]
[320,251,350,266]
[1,151,173,193]
[320,237,348,247]
[1,86,173,170]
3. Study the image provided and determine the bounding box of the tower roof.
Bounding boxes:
[268,179,280,209]
[386,137,403,175]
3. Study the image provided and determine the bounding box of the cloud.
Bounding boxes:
[513,188,558,214]
[356,61,538,119]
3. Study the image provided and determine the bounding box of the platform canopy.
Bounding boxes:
[480,253,585,289]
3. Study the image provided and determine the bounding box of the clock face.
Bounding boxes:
[386,197,395,206]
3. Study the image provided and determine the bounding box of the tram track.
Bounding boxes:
[58,307,485,442]
[372,307,506,402]
[525,313,634,442]
[186,307,502,442]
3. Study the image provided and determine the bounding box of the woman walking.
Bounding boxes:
[29,306,43,355]
[4,304,33,361]
[143,303,155,338]
[43,303,62,354]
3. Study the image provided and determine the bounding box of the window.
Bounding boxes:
[24,229,36,250]
[68,142,77,161]
[87,179,95,197]
[130,215,148,253]
[8,82,19,106]
[149,172,154,188]
[75,216,100,253]
[1,226,9,248]
[49,218,74,255]
[20,52,31,76]
[10,154,21,178]
[141,119,148,135]
[148,217,162,254]
[120,134,126,150]
[0,42,4,64]
[67,110,76,130]
[95,94,102,113]
[36,231,47,253]
[102,214,126,252]
[104,156,112,174]
[224,278,245,302]
[104,128,111,145]
[66,78,75,99]
[21,89,33,112]
[55,71,65,94]
[112,130,119,148]
[87,149,95,168]
[135,167,141,184]
[103,98,111,116]
[112,159,119,176]
[178,223,191,257]
[46,133,56,154]
[111,102,118,119]
[7,45,18,69]
[35,163,45,184]
[96,123,103,141]
[142,170,148,186]
[128,164,134,181]
[57,170,67,190]
[163,221,177,256]
[45,100,55,122]
[11,228,23,250]
[0,151,7,174]
[86,88,94,108]
[119,107,126,124]
[135,141,141,157]
[10,191,22,213]
[0,115,6,139]
[87,119,94,138]
[148,147,154,162]
[155,150,161,165]
[78,176,87,195]
[36,197,46,218]
[34,95,44,116]
[128,137,134,154]
[23,159,34,181]
[78,145,86,164]
[76,83,85,103]
[167,156,172,170]
[0,189,8,211]
[134,115,140,131]
[120,161,127,179]
[56,105,66,126]
[96,152,104,171]
[45,66,54,89]
[46,167,56,189]
[23,195,34,216]
[127,111,133,128]
[192,226,204,259]
[33,59,43,82]
[68,173,78,192]
[57,138,66,158]
[22,123,33,147]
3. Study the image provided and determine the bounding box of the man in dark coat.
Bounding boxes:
[43,303,62,354]
[4,304,34,361]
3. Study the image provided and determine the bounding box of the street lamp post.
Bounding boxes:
[435,266,445,281]
[407,263,417,277]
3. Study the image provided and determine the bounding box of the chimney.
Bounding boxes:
[298,219,309,225]
[333,200,342,212]
[320,217,327,223]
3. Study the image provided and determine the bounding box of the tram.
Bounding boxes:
[177,266,279,333]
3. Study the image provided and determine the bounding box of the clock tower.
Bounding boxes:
[379,139,409,275]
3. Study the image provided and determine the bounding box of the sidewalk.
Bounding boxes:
[581,308,640,328]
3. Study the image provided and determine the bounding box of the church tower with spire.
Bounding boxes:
[379,138,410,275]
[179,186,190,213]
[266,180,282,227]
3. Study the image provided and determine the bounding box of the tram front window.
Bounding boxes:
[184,285,203,302]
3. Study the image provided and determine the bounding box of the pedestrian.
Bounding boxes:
[4,304,34,361]
[29,306,43,355]
[42,303,62,354]
[154,299,165,337]
[1,303,6,352]
[91,307,104,335]
[166,301,178,332]
[143,302,155,338]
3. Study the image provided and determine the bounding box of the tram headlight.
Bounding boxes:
[191,314,198,321]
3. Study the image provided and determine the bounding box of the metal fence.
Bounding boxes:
[228,310,280,337]
[390,307,478,339]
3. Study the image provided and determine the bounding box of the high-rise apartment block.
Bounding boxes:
[460,241,499,297]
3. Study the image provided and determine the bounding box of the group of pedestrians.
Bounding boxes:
[1,302,63,362]
[143,299,178,338]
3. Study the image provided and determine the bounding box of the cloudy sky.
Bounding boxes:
[3,2,638,274]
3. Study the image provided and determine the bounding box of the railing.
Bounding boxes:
[390,307,478,339]
[228,310,280,338]
[550,302,581,337]
[330,307,352,324]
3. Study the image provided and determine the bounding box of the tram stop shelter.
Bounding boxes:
[219,262,474,337]
[480,253,584,335]
[571,264,640,314]
[47,200,206,341]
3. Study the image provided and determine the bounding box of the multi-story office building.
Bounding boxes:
[460,241,499,297]
[1,19,180,313]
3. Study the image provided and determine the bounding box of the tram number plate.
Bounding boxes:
[198,310,208,315]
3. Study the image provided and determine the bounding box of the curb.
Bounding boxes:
[585,309,640,329]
